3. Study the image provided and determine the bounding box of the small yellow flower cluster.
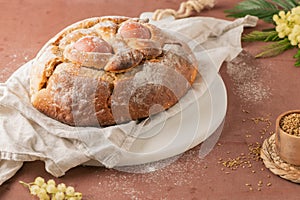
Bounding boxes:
[273,6,300,47]
[20,177,82,200]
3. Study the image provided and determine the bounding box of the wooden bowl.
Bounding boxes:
[275,110,300,166]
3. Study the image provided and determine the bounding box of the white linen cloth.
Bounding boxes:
[0,14,257,185]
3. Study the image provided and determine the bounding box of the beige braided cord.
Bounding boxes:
[261,134,300,183]
[153,0,215,20]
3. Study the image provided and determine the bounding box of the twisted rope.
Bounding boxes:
[261,134,300,183]
[153,0,215,20]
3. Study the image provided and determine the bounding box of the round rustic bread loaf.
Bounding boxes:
[30,16,198,127]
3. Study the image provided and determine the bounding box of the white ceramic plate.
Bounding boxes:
[115,74,227,166]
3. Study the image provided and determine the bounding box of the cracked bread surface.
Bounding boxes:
[30,16,198,127]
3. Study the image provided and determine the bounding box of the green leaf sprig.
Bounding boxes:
[242,30,280,42]
[225,0,299,23]
[255,38,294,58]
[242,30,294,58]
[226,0,300,67]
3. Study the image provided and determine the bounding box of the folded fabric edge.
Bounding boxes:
[0,160,23,186]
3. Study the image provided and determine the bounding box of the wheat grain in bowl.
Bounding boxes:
[275,110,300,166]
[280,112,300,137]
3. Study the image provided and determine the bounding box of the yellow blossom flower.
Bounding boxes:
[273,6,300,46]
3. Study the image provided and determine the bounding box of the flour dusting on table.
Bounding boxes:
[89,147,206,200]
[226,51,271,103]
[0,51,33,81]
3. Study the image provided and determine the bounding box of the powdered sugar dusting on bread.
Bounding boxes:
[30,16,197,126]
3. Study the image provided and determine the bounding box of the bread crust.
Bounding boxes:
[30,16,198,127]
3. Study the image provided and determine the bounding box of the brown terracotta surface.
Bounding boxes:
[1,0,300,199]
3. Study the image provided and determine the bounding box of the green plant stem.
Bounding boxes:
[294,49,300,66]
[255,38,294,58]
[242,30,280,42]
[19,181,31,188]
